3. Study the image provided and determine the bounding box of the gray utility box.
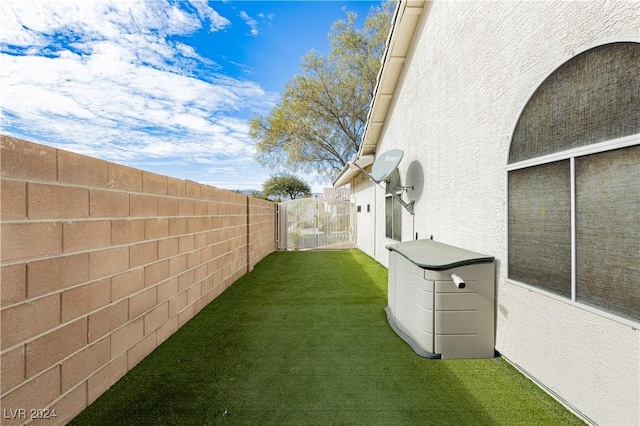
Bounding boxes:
[386,239,495,359]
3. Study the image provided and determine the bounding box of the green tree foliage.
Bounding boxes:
[263,174,312,200]
[249,190,268,200]
[250,2,394,178]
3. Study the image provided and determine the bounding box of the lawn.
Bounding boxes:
[70,250,583,425]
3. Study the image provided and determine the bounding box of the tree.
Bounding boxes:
[249,2,394,178]
[249,190,268,200]
[263,174,311,200]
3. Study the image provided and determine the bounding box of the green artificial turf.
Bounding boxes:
[71,250,583,425]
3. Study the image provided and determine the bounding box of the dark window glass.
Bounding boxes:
[576,145,640,321]
[508,42,640,320]
[385,196,393,239]
[393,193,402,239]
[510,42,640,164]
[385,169,402,241]
[508,161,572,297]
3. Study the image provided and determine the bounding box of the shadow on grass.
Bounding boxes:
[70,250,582,425]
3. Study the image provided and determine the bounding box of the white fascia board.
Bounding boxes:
[332,155,375,188]
[358,0,427,158]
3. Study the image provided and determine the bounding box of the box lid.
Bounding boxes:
[386,239,494,270]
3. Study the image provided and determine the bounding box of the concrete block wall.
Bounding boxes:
[0,135,276,425]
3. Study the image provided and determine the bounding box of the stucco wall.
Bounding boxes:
[352,176,377,257]
[361,1,639,424]
[0,135,276,425]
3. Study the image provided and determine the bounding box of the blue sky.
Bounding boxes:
[1,0,383,193]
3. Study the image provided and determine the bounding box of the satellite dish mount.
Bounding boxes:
[353,149,415,215]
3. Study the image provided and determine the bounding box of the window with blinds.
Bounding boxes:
[508,161,572,297]
[507,42,639,322]
[575,146,640,320]
[385,169,402,241]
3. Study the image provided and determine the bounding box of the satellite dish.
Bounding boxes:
[370,149,404,183]
[351,148,414,214]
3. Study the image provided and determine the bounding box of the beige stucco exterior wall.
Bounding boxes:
[356,1,639,424]
[0,136,276,425]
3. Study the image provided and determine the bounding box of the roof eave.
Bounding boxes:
[359,0,427,158]
[332,154,375,188]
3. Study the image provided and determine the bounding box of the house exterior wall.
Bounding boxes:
[353,176,377,257]
[358,1,639,425]
[0,135,276,425]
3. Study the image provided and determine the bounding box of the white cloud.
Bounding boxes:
[239,11,259,36]
[1,0,281,190]
[187,0,231,32]
[257,13,275,21]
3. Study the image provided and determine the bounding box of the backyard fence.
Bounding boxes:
[0,135,276,425]
[277,198,356,250]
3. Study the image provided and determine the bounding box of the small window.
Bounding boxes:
[385,169,402,241]
[367,204,371,213]
[357,205,362,213]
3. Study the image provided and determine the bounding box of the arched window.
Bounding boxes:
[507,42,639,322]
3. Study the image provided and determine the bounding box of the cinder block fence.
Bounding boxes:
[0,135,276,425]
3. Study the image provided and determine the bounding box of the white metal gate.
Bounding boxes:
[277,198,356,250]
